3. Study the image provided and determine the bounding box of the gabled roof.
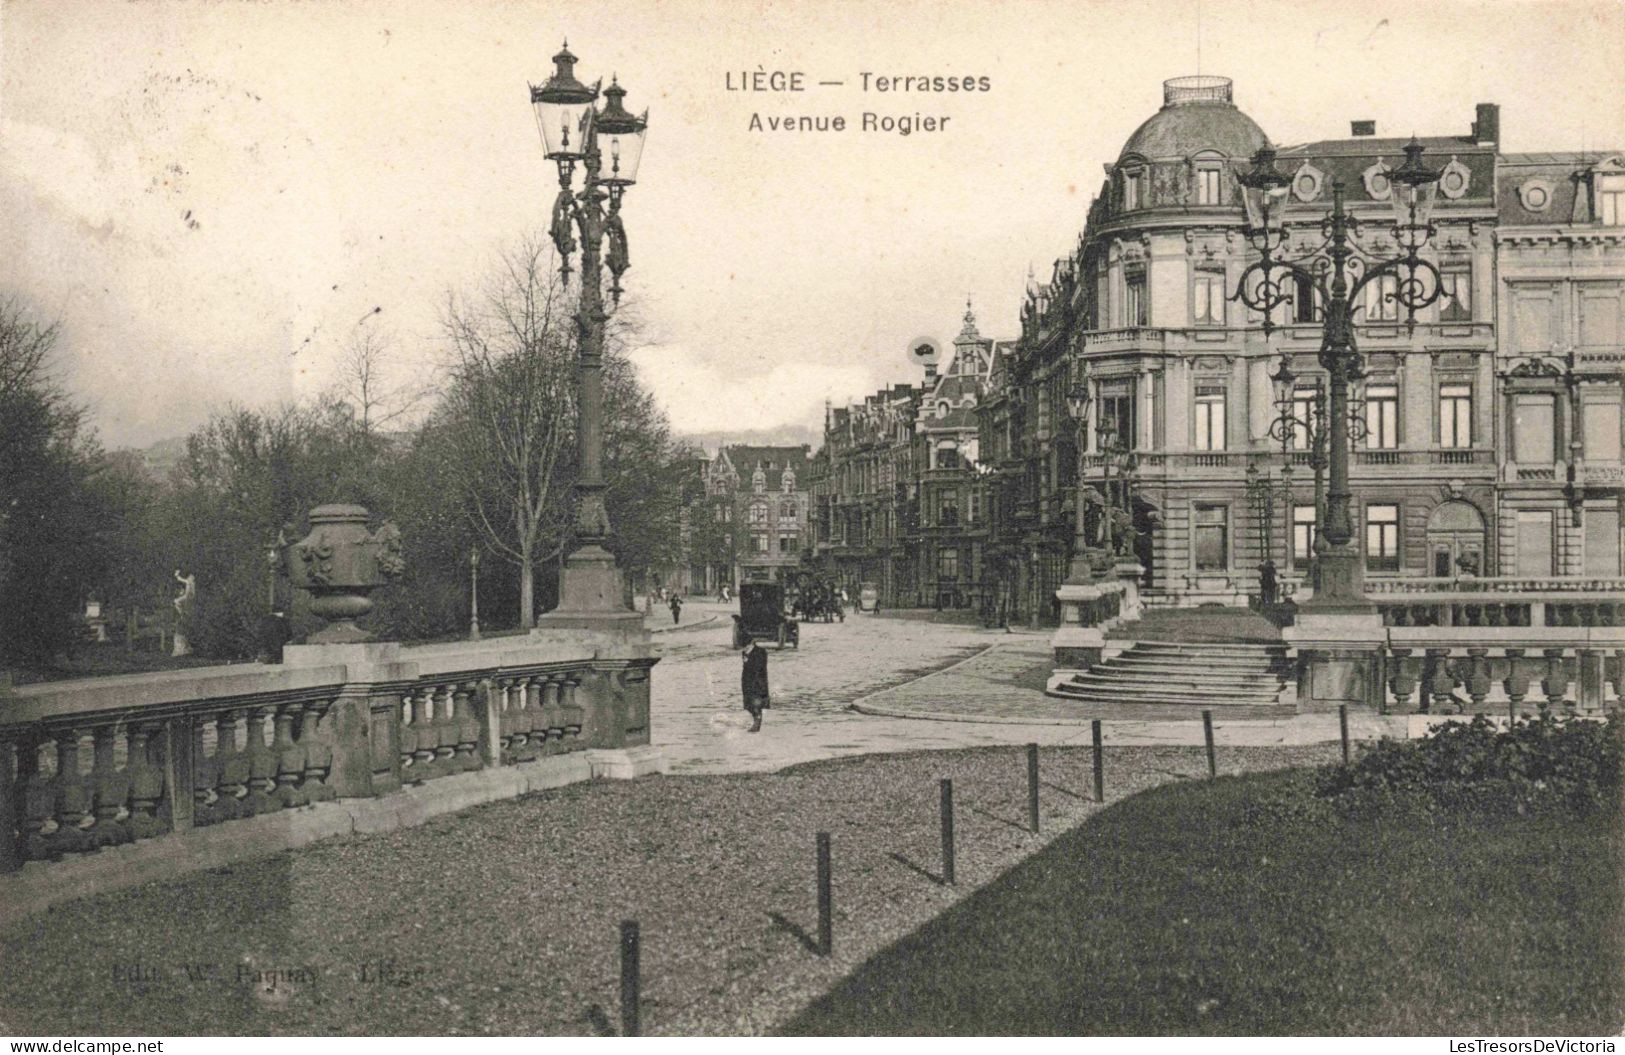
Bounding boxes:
[715,444,811,493]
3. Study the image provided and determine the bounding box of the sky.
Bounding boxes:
[2,0,1622,449]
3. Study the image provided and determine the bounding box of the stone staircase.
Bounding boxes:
[1047,640,1296,719]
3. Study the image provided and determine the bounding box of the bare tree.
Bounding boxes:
[437,237,576,628]
[335,327,426,437]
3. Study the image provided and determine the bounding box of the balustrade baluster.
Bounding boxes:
[494,679,517,763]
[1485,603,1506,628]
[432,684,459,774]
[126,723,166,840]
[242,707,279,815]
[1386,648,1417,714]
[516,677,543,762]
[1423,649,1457,714]
[542,675,566,747]
[562,674,586,740]
[48,730,90,857]
[452,682,482,773]
[192,720,218,822]
[299,698,337,803]
[89,725,132,848]
[212,712,248,823]
[1541,648,1571,713]
[20,735,53,861]
[399,689,420,781]
[1502,648,1530,719]
[272,703,307,809]
[410,686,438,781]
[1611,650,1625,706]
[1464,649,1491,715]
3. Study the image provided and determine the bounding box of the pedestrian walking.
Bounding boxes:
[1258,558,1279,607]
[669,593,683,625]
[740,634,769,732]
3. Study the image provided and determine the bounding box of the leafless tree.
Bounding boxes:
[437,236,577,628]
[335,327,426,437]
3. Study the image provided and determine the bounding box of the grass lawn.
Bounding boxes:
[781,769,1624,1036]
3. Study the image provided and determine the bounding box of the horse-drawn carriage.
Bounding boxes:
[789,572,844,623]
[733,582,799,649]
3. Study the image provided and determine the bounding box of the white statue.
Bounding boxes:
[172,569,196,656]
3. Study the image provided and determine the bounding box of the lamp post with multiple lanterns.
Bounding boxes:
[1233,140,1443,615]
[531,42,649,618]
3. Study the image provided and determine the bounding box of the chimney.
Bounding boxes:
[1472,103,1500,145]
[1351,120,1376,137]
[924,363,938,385]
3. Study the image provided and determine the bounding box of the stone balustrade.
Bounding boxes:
[1370,576,1625,629]
[0,628,656,874]
[1379,644,1623,716]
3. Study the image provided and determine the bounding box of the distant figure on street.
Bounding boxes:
[740,634,769,732]
[1258,559,1279,607]
[669,593,683,625]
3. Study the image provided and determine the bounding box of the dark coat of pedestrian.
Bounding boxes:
[669,594,682,625]
[1258,559,1279,606]
[741,637,769,731]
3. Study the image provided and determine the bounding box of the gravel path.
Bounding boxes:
[0,742,1340,1036]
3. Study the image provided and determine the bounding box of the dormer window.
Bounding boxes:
[1597,174,1624,225]
[1122,167,1142,211]
[752,468,767,494]
[1195,165,1222,206]
[782,470,795,493]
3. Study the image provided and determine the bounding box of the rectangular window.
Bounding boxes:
[1516,511,1555,576]
[779,534,797,553]
[1584,507,1621,576]
[1599,176,1625,226]
[1194,386,1226,451]
[1365,504,1400,572]
[1439,383,1473,448]
[1514,394,1556,463]
[1364,273,1399,322]
[1123,171,1140,211]
[1293,274,1320,323]
[1439,269,1472,321]
[1365,383,1399,449]
[1291,387,1320,450]
[1193,504,1229,571]
[1293,505,1318,564]
[1193,269,1226,325]
[938,491,959,527]
[754,533,769,553]
[1098,385,1135,451]
[1584,400,1622,462]
[969,491,981,523]
[1124,273,1147,327]
[1195,167,1221,206]
[937,548,959,581]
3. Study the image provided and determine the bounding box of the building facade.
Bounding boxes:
[692,445,812,589]
[983,75,1624,619]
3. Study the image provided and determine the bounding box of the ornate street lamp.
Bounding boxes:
[1064,370,1096,583]
[1234,141,1442,613]
[469,545,482,641]
[532,43,650,618]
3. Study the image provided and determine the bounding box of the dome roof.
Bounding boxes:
[1119,76,1269,162]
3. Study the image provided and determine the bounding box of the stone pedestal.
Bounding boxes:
[1051,581,1116,670]
[538,544,643,629]
[1113,561,1145,623]
[1283,611,1387,711]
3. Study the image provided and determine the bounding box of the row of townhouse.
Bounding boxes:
[981,75,1625,621]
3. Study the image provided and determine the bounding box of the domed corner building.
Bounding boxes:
[992,75,1532,616]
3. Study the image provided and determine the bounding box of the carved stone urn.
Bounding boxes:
[286,504,404,643]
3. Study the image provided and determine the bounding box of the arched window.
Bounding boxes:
[780,499,797,519]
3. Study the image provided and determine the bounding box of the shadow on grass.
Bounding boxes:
[781,770,1624,1037]
[766,911,821,955]
[886,851,945,887]
[583,1004,616,1037]
[968,804,1030,834]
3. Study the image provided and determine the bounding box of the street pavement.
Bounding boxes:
[649,610,1366,775]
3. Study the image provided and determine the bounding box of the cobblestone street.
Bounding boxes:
[650,608,1362,774]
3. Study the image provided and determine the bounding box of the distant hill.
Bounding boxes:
[675,424,821,457]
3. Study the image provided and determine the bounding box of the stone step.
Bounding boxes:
[1108,654,1286,673]
[1127,642,1285,656]
[1045,694,1295,720]
[1059,676,1287,698]
[1070,671,1285,693]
